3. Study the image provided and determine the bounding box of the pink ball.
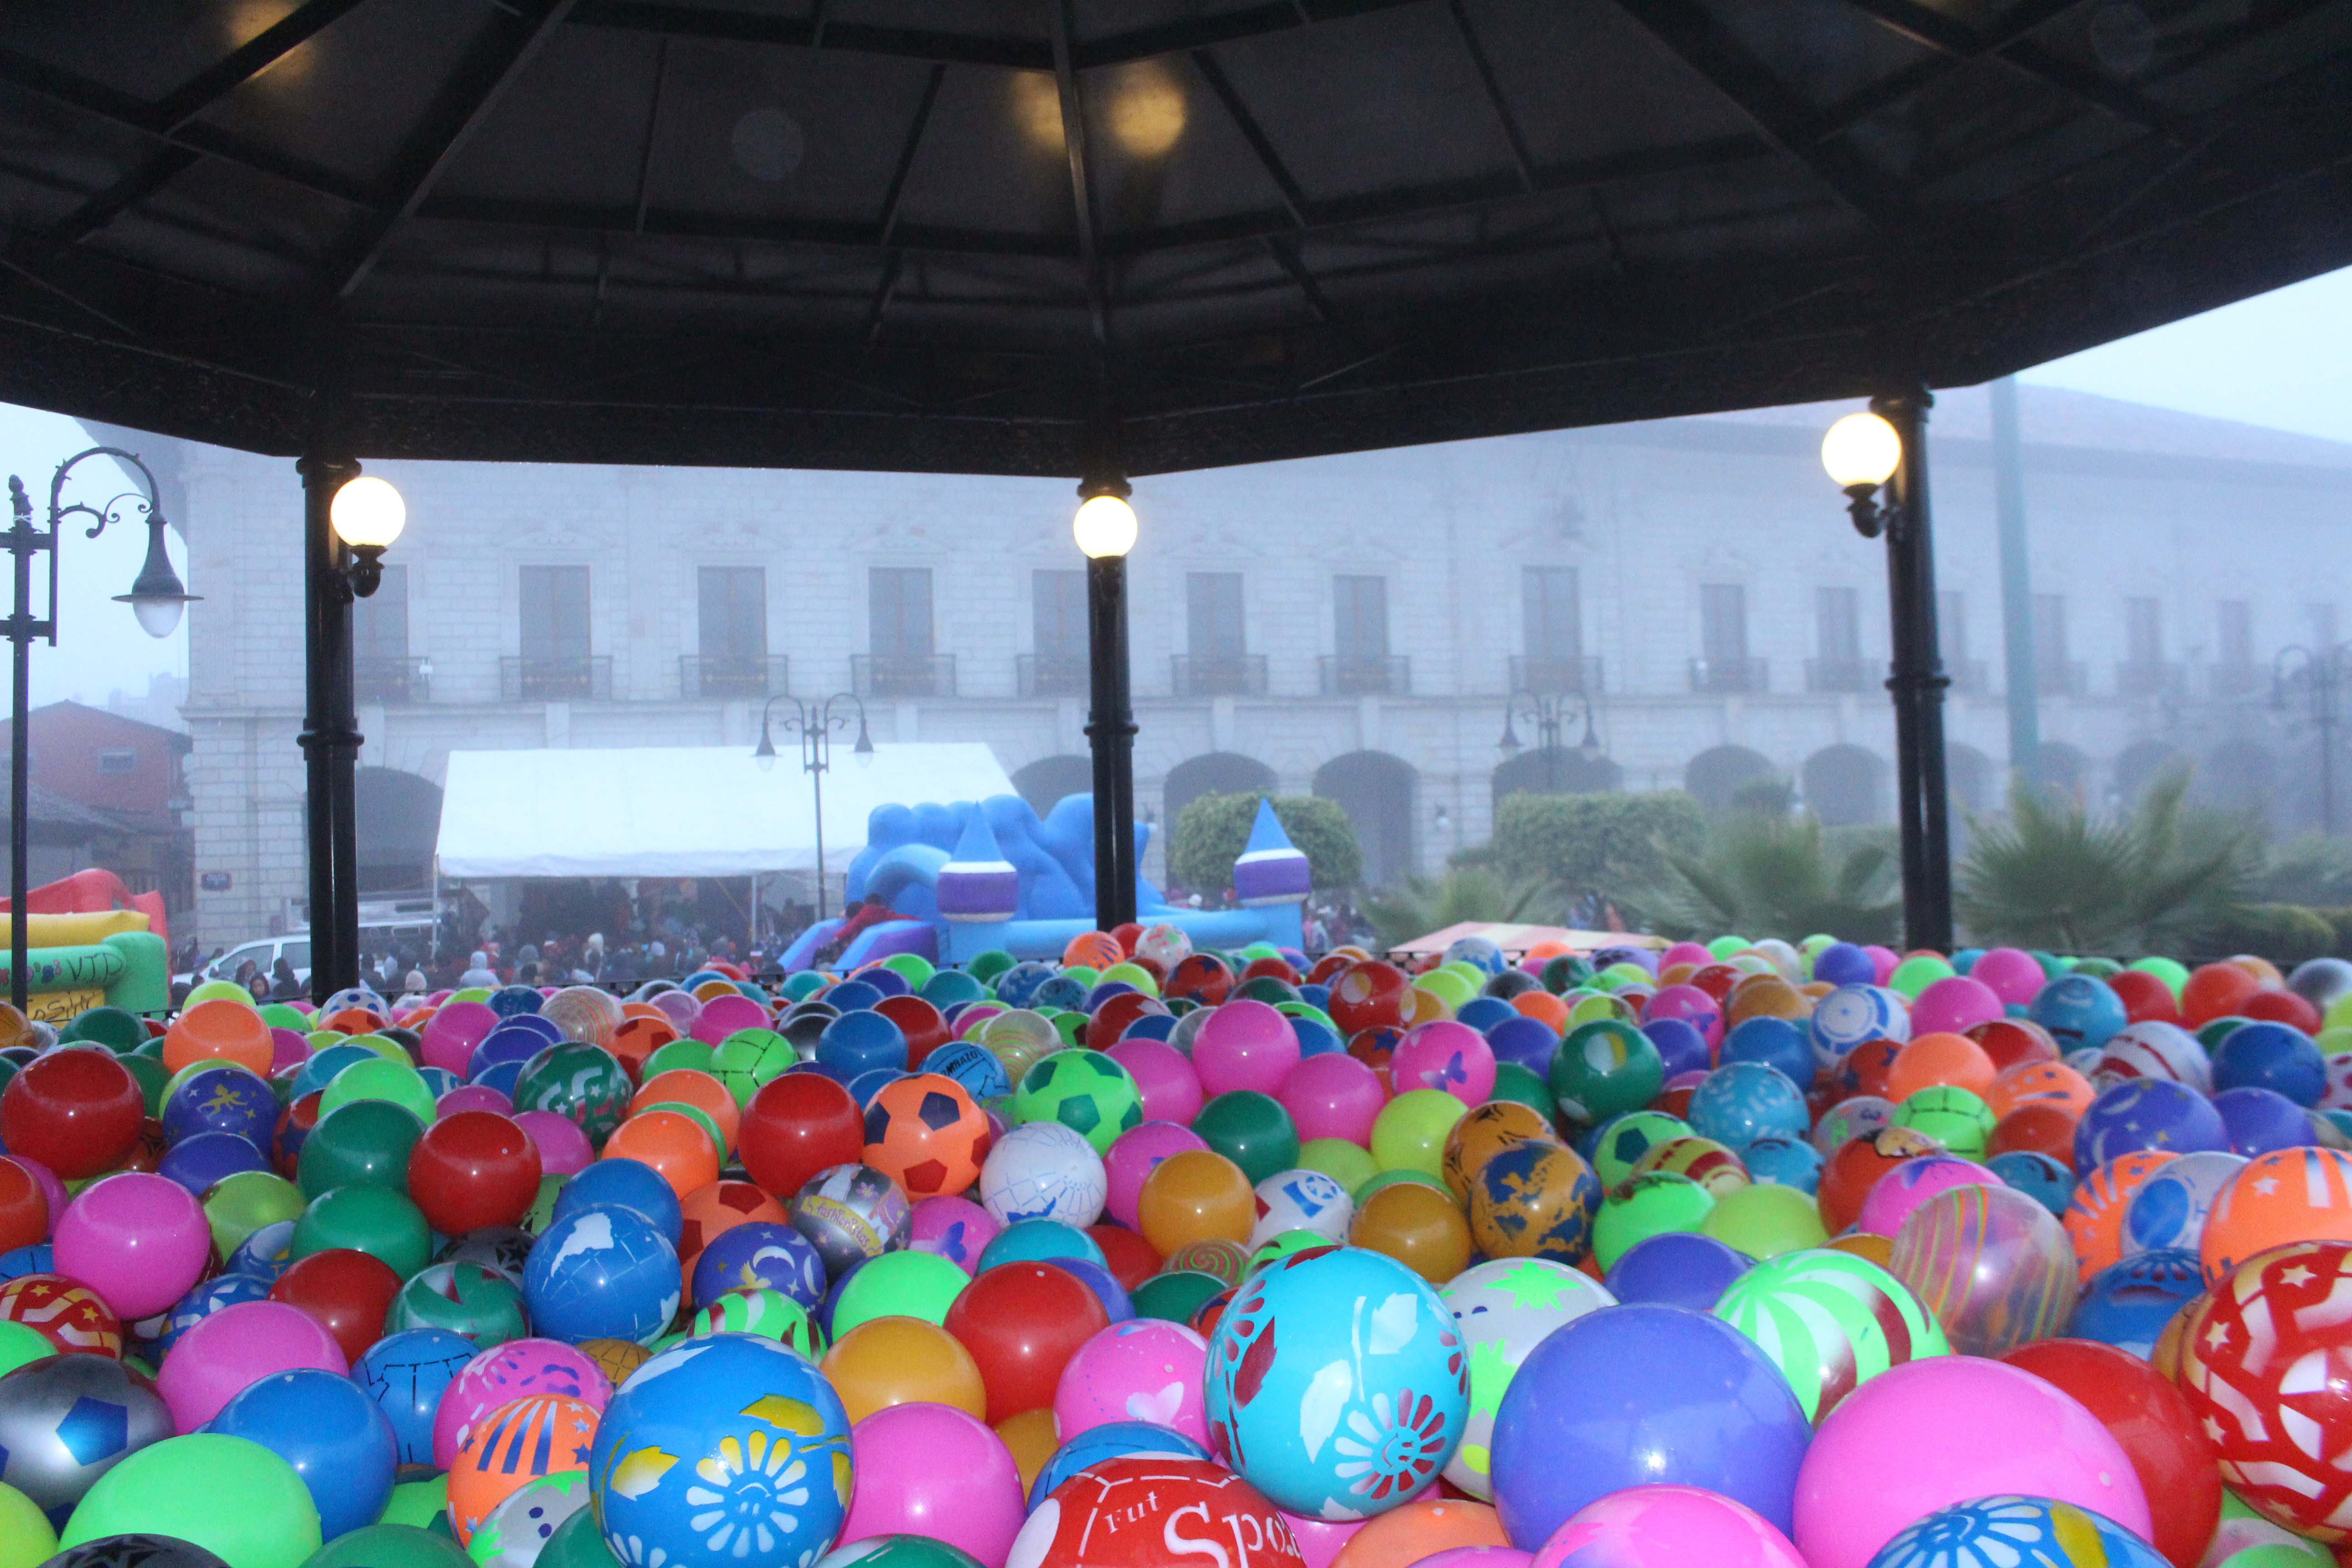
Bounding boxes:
[1283,1511,1367,1568]
[1862,946,1900,986]
[10,1156,65,1240]
[268,1028,312,1073]
[1391,1021,1496,1106]
[54,1171,210,1320]
[1104,1122,1210,1231]
[431,1337,614,1469]
[157,1300,347,1432]
[1192,1000,1303,1098]
[1908,976,2004,1037]
[910,1194,1001,1273]
[690,993,770,1046]
[1053,1318,1211,1443]
[1968,948,2045,1008]
[437,1084,514,1119]
[1107,1038,1204,1125]
[1646,985,1725,1049]
[1532,1485,1804,1568]
[1279,1054,1387,1146]
[1792,1356,2151,1568]
[514,1108,595,1174]
[1855,1154,2000,1239]
[419,1000,501,1076]
[1417,1553,1531,1568]
[956,1003,1007,1039]
[1661,942,1713,970]
[839,1402,1028,1568]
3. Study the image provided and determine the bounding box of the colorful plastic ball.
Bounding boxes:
[388,1261,530,1346]
[2117,1148,2243,1258]
[1687,1063,1809,1154]
[1988,1150,2077,1215]
[1013,1050,1144,1156]
[1700,1181,1828,1259]
[1600,1230,1750,1311]
[2201,1147,2352,1286]
[52,1172,210,1322]
[2210,1021,2326,1107]
[431,1338,613,1471]
[154,1298,348,1432]
[522,1203,681,1346]
[54,1431,323,1568]
[939,1259,1109,1423]
[1390,1021,1497,1107]
[1889,1183,2073,1356]
[1250,1168,1353,1249]
[978,1122,1107,1228]
[2067,1247,2204,1357]
[1439,1259,1613,1500]
[156,1272,271,1355]
[2071,1079,2227,1172]
[270,1246,401,1363]
[2029,975,2131,1054]
[469,1470,593,1568]
[0,1350,172,1528]
[834,1401,1027,1567]
[1593,1172,1715,1271]
[1722,1016,1818,1093]
[1468,1140,1602,1265]
[209,1367,399,1541]
[689,1220,826,1310]
[790,1162,912,1280]
[1791,1356,2152,1568]
[1051,1317,1210,1444]
[353,1327,477,1468]
[1528,1485,1802,1568]
[1548,1022,1663,1131]
[1856,1154,1996,1239]
[550,1155,683,1244]
[1191,1002,1306,1101]
[1008,1455,1306,1568]
[1,1049,144,1178]
[297,1097,425,1198]
[1138,1150,1254,1255]
[1740,1134,1823,1194]
[1580,1110,1685,1190]
[1202,1246,1468,1519]
[1891,1084,1994,1161]
[1713,1247,1948,1424]
[293,1182,433,1279]
[821,1314,988,1424]
[1196,1091,1304,1187]
[589,1333,852,1568]
[0,1273,119,1358]
[446,1393,597,1545]
[1027,1420,1210,1509]
[1859,1497,2166,1568]
[1350,1181,1473,1284]
[690,1285,825,1356]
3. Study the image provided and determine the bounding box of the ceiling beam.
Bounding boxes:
[1835,0,2176,135]
[1444,0,1535,191]
[1048,0,1108,345]
[864,63,947,344]
[330,0,578,299]
[155,0,378,132]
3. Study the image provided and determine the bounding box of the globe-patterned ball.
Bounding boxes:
[1467,1141,1603,1265]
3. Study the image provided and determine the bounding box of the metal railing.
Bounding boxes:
[2036,660,2088,697]
[501,655,610,701]
[1804,656,1877,694]
[1319,655,1410,696]
[853,654,956,697]
[681,655,788,700]
[1172,654,1269,696]
[1509,655,1603,694]
[2116,660,2185,699]
[1690,656,1768,695]
[354,656,430,705]
[1017,653,1088,697]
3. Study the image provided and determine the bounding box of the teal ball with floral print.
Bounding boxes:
[1202,1244,1470,1521]
[1864,1495,2166,1568]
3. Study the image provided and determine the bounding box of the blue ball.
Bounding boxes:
[1034,975,1089,1011]
[210,1368,399,1540]
[817,1010,909,1080]
[157,1130,269,1195]
[588,1333,853,1568]
[2072,1078,2227,1169]
[1487,1017,1562,1077]
[824,979,887,1012]
[2213,1021,2327,1106]
[503,1013,566,1045]
[1121,1014,1180,1044]
[161,1065,277,1147]
[1601,1231,1753,1310]
[1444,936,1507,977]
[1491,1303,1808,1546]
[551,1156,684,1244]
[488,984,544,1018]
[1811,942,1876,987]
[0,1242,54,1283]
[1454,998,1518,1035]
[1641,1018,1710,1082]
[1029,1421,1210,1509]
[993,963,1058,1008]
[1053,1256,1135,1323]
[158,1271,271,1352]
[858,968,912,999]
[1987,1151,2077,1215]
[2121,1150,2243,1252]
[2067,1248,2205,1357]
[917,1042,1010,1102]
[1950,948,1984,975]
[977,1219,1104,1274]
[1721,1017,1817,1091]
[352,1327,477,1467]
[1740,1135,1823,1194]
[689,1221,827,1312]
[2027,974,2128,1053]
[226,1219,297,1283]
[415,1065,461,1101]
[848,1067,906,1107]
[1866,1496,2167,1568]
[1686,1062,1808,1152]
[2215,1086,2314,1156]
[524,1205,683,1345]
[1289,1017,1344,1058]
[474,1058,527,1102]
[469,1024,555,1083]
[1299,984,1332,1011]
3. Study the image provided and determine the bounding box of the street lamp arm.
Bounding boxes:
[49,447,167,541]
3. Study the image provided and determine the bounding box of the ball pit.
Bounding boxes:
[10,933,2351,1568]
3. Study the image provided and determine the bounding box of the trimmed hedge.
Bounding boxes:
[1490,791,1706,901]
[1169,792,1364,893]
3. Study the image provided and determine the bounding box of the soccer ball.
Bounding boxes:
[863,1072,990,1198]
[1012,1049,1143,1154]
[978,1122,1107,1227]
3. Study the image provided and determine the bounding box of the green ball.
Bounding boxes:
[120,1053,171,1117]
[921,970,989,1009]
[1131,1269,1227,1324]
[1049,1012,1087,1049]
[1233,975,1302,1006]
[2199,1016,2257,1052]
[59,1004,147,1050]
[299,1098,426,1198]
[1587,1110,1693,1189]
[2071,957,2123,980]
[318,1055,437,1125]
[206,1170,308,1258]
[967,951,1016,985]
[1700,1182,1828,1259]
[62,1432,323,1568]
[1549,1020,1664,1131]
[688,1287,825,1356]
[641,1038,716,1078]
[1014,1049,1144,1154]
[879,953,936,988]
[1539,955,1594,995]
[294,1184,433,1278]
[1298,1137,1377,1192]
[1368,1089,1465,1180]
[0,1479,55,1568]
[1886,955,1956,999]
[1192,1091,1299,1186]
[1713,1247,1949,1422]
[1592,1171,1715,1271]
[1488,1062,1555,1119]
[524,1173,567,1234]
[812,1536,988,1568]
[2130,956,2190,996]
[1248,1228,1328,1273]
[828,1249,969,1335]
[1707,936,1750,960]
[1895,1085,1994,1161]
[512,1041,633,1142]
[388,1261,529,1345]
[710,1028,798,1108]
[0,1319,54,1378]
[308,1524,474,1568]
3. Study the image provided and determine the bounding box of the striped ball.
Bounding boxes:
[1714,1246,1949,1423]
[689,1286,825,1358]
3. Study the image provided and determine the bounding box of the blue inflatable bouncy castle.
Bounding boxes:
[779,794,1308,970]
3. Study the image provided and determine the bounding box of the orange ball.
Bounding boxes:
[996,1407,1061,1492]
[862,1073,988,1199]
[1817,1127,1942,1234]
[1348,1181,1471,1285]
[322,1006,386,1035]
[630,1068,741,1152]
[446,1393,597,1544]
[1825,1230,1895,1269]
[822,1315,988,1423]
[600,1108,720,1198]
[1399,988,1451,1027]
[1882,1031,1996,1102]
[1063,931,1124,970]
[608,1014,681,1082]
[2064,1149,2178,1284]
[1987,1103,2080,1163]
[1986,1060,2093,1121]
[1441,1101,1557,1204]
[1835,1039,1903,1100]
[2201,1147,2352,1287]
[1138,1149,1254,1255]
[2181,962,2261,1026]
[1330,1500,1509,1568]
[162,998,274,1076]
[1725,975,1808,1026]
[2228,954,2285,988]
[1510,992,1569,1034]
[677,1179,786,1274]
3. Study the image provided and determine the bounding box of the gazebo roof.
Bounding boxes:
[2,0,2347,476]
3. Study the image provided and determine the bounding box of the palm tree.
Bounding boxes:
[1363,865,1563,949]
[1633,809,1901,944]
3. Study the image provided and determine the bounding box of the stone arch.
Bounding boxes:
[1684,745,1776,814]
[1491,748,1625,808]
[1315,751,1417,889]
[1802,744,1888,827]
[1946,742,1997,816]
[356,767,442,895]
[2195,738,2276,818]
[1162,752,1278,837]
[1010,754,1093,818]
[2113,739,2187,804]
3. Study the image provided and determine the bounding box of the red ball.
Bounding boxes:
[1965,1018,2061,1073]
[0,1156,46,1254]
[874,995,950,1068]
[2004,1338,2220,1568]
[942,1260,1109,1422]
[1021,1456,1305,1568]
[1088,1223,1161,1293]
[270,1246,401,1363]
[1166,954,1235,1008]
[0,1048,144,1177]
[0,1272,121,1356]
[2182,962,2263,1027]
[407,1110,544,1235]
[1108,922,1144,957]
[1241,956,1300,986]
[2105,970,2184,1027]
[2242,988,2324,1034]
[1084,992,1168,1053]
[739,1072,864,1198]
[1327,962,1411,1036]
[1834,1038,1904,1100]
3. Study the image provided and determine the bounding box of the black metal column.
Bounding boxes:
[6,481,33,1015]
[1877,386,1954,952]
[1086,553,1137,930]
[297,441,362,1003]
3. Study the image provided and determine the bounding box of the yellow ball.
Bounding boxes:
[1702,1182,1828,1259]
[0,1481,56,1568]
[1370,1088,1468,1178]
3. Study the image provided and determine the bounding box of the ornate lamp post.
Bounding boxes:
[756,693,874,923]
[1075,478,1138,931]
[1497,690,1602,791]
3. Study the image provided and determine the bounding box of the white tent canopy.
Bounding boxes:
[436,744,1015,879]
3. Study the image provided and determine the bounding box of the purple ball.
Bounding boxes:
[1813,942,1877,987]
[1486,1016,1563,1077]
[1601,1230,1754,1310]
[2072,1078,2226,1169]
[2214,1085,2314,1157]
[1641,1017,1711,1080]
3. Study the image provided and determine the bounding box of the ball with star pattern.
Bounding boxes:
[1437,1258,1615,1499]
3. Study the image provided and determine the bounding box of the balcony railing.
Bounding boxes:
[2211,661,2265,698]
[1510,655,1602,695]
[681,655,788,701]
[1172,655,1269,697]
[1320,656,1410,696]
[2117,660,2186,699]
[2036,660,2088,697]
[854,654,956,698]
[1947,658,1990,696]
[1017,654,1088,697]
[354,656,430,705]
[1805,656,1878,695]
[1690,656,1769,695]
[502,655,610,702]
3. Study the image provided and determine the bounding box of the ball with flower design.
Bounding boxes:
[589,1331,854,1568]
[1202,1243,1469,1521]
[1861,1495,2167,1568]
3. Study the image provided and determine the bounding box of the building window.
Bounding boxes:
[1523,568,1581,662]
[1024,570,1088,695]
[1939,590,1983,694]
[2033,593,2078,696]
[1328,575,1398,694]
[1695,583,1759,693]
[860,567,945,696]
[354,564,408,663]
[2125,597,2163,664]
[511,564,601,700]
[97,748,136,775]
[1176,573,1261,695]
[1809,586,1866,693]
[691,567,772,696]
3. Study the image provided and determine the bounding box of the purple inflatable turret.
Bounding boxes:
[935,808,1019,924]
[1232,798,1312,907]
